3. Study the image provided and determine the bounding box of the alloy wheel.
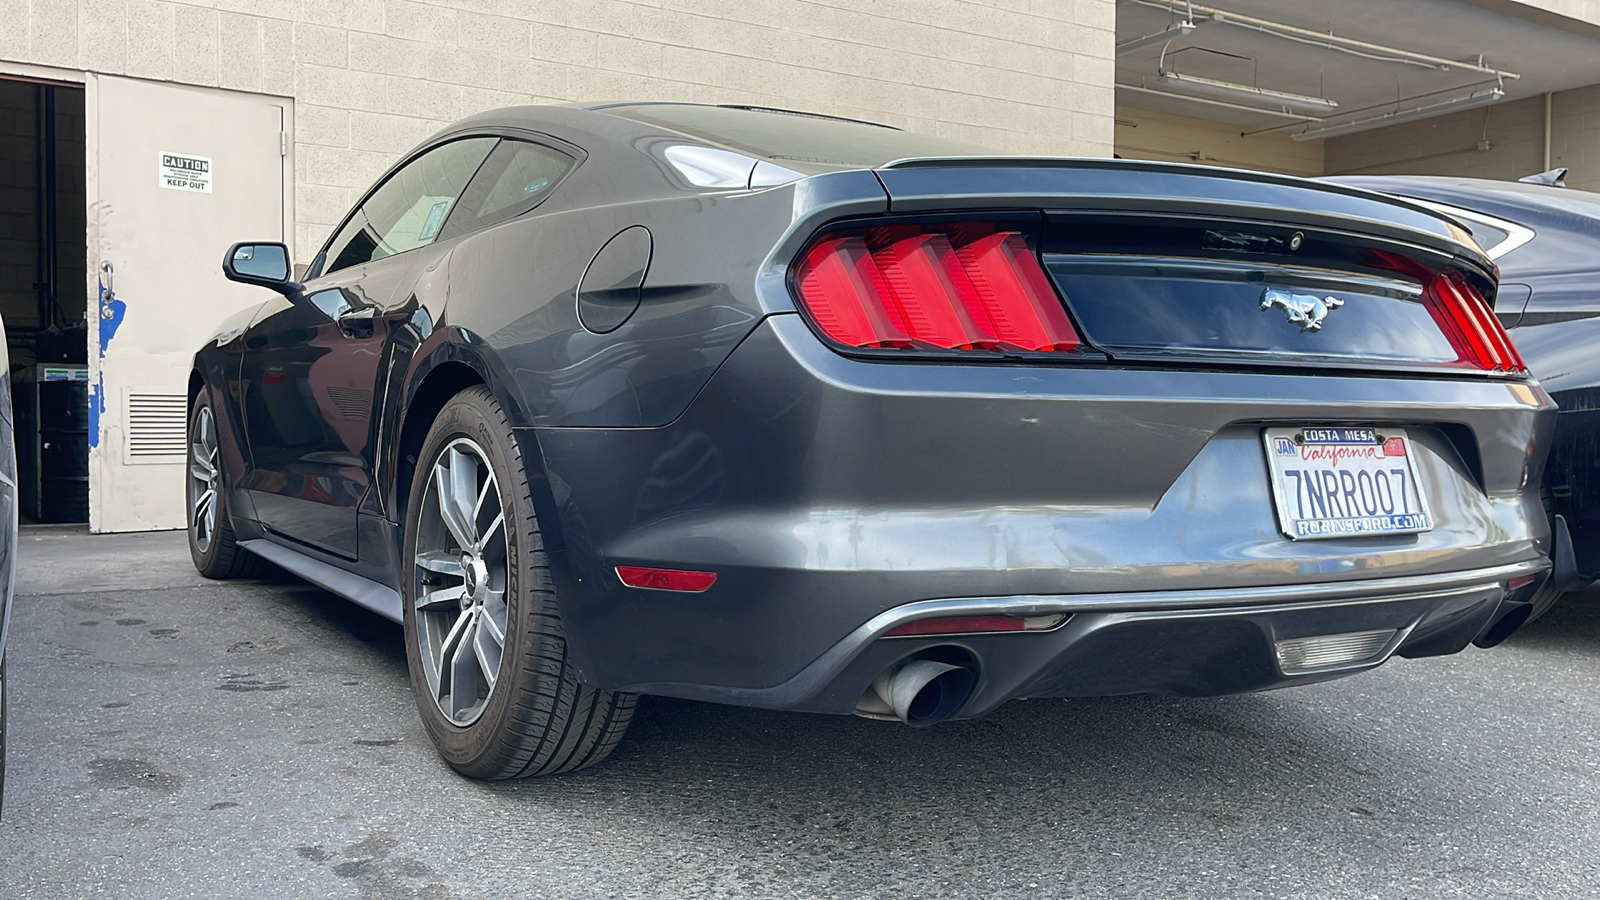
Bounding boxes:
[188,405,220,553]
[412,438,510,727]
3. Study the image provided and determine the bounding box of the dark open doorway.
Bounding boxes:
[0,77,88,523]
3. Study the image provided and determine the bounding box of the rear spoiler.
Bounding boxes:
[873,156,1491,274]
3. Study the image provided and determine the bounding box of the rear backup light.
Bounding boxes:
[1367,249,1525,374]
[615,566,717,592]
[794,224,1080,353]
[884,613,1068,637]
[1274,629,1397,675]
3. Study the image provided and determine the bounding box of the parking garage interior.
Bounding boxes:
[1113,0,1600,187]
[0,77,88,523]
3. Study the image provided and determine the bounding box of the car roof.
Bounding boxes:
[439,102,997,175]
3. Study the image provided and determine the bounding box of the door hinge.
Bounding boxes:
[279,131,287,157]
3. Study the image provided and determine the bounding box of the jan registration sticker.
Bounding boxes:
[1262,426,1433,540]
[159,151,212,193]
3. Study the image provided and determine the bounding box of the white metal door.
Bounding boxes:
[87,75,290,532]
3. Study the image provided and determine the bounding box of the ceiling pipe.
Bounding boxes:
[1117,20,1200,55]
[1287,85,1506,141]
[1125,0,1519,81]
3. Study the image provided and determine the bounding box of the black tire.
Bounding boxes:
[402,386,635,779]
[187,394,262,579]
[1527,483,1566,624]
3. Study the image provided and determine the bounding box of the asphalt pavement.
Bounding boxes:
[0,526,1597,899]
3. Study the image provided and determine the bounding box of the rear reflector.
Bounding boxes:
[615,566,717,592]
[794,224,1080,353]
[1506,573,1541,590]
[884,613,1068,637]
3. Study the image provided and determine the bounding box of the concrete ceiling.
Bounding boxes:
[1115,0,1600,133]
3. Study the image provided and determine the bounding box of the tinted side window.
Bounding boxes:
[439,140,575,240]
[321,137,497,275]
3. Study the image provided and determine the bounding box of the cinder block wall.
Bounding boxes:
[1324,87,1600,192]
[1114,106,1325,177]
[1549,83,1600,190]
[2,0,1117,254]
[1323,95,1547,183]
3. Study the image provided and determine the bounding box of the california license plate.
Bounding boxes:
[1262,426,1433,540]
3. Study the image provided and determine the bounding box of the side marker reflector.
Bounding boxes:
[615,565,718,592]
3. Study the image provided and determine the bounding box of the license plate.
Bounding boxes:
[1262,426,1433,540]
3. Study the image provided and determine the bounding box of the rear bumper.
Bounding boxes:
[524,314,1554,700]
[614,560,1546,716]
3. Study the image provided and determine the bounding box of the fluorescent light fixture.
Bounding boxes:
[1116,20,1199,55]
[1117,83,1323,120]
[1155,71,1339,116]
[1290,86,1505,141]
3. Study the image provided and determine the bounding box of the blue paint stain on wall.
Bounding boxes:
[87,278,127,450]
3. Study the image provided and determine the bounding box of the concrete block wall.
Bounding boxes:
[1549,83,1600,191]
[1114,105,1325,177]
[1323,95,1548,183]
[1323,86,1600,193]
[1,0,1117,254]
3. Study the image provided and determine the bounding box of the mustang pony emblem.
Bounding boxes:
[1260,289,1344,333]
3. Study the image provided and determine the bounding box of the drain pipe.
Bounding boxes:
[1544,91,1553,172]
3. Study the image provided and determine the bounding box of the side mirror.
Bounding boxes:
[222,242,301,297]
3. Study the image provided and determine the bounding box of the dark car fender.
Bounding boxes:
[386,324,535,519]
[386,327,610,680]
[189,300,265,523]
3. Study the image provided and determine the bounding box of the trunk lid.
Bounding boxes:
[872,158,1507,377]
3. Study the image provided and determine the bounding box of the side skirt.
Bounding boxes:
[239,538,403,623]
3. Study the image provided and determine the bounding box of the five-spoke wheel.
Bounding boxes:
[412,438,510,726]
[188,404,220,554]
[185,394,257,579]
[402,386,636,779]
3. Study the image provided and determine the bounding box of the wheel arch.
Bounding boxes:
[389,335,548,525]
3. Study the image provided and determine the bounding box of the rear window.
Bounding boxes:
[602,104,996,167]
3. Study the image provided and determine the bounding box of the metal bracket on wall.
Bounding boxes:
[99,260,115,319]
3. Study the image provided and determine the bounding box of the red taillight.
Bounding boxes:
[794,224,1080,354]
[615,565,717,592]
[1367,250,1524,374]
[1423,271,1526,373]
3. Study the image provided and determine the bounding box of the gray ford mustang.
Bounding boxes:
[193,102,1555,779]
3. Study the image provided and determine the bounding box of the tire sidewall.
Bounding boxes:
[402,389,534,769]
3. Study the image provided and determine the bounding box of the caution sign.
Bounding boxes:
[158,151,212,193]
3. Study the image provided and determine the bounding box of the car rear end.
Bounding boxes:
[535,153,1554,724]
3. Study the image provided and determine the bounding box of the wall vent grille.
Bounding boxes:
[126,393,189,458]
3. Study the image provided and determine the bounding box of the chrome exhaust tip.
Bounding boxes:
[858,660,976,727]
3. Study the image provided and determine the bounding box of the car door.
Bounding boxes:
[239,136,498,558]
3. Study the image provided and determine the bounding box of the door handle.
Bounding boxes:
[335,306,376,338]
